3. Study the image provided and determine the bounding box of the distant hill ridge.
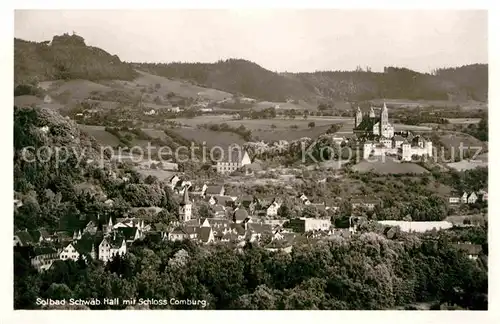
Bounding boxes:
[134,60,488,103]
[15,34,487,103]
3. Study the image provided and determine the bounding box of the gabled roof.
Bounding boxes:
[117,227,139,240]
[33,247,58,256]
[74,236,96,255]
[219,149,249,163]
[205,185,224,195]
[354,116,379,131]
[170,227,188,235]
[15,231,34,245]
[198,227,213,243]
[211,195,236,206]
[247,223,272,234]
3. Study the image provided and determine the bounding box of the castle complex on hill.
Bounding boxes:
[353,103,433,161]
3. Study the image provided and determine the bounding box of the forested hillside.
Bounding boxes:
[134,60,488,102]
[14,34,137,86]
[13,106,178,231]
[15,34,487,103]
[15,230,488,310]
[134,59,312,102]
[292,65,488,102]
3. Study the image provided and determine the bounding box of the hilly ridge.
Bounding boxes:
[135,60,488,103]
[15,34,488,104]
[14,33,137,86]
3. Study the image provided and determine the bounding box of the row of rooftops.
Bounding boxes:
[14,214,148,247]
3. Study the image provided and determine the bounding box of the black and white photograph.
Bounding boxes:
[6,3,494,318]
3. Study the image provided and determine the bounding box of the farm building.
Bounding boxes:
[215,149,251,174]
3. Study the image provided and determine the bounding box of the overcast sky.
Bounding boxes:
[14,9,487,73]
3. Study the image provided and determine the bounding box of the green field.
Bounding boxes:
[169,116,347,130]
[41,69,233,106]
[369,98,487,110]
[446,118,482,124]
[124,70,233,101]
[437,131,486,150]
[252,100,317,111]
[78,124,121,146]
[253,125,332,142]
[169,128,247,148]
[48,79,114,100]
[447,160,488,172]
[136,169,176,181]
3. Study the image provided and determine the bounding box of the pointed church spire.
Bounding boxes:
[181,187,191,205]
[355,105,363,128]
[381,102,389,125]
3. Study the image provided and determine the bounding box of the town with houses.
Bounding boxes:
[12,18,489,311]
[14,103,488,272]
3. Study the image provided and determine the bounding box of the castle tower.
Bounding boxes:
[179,188,192,222]
[363,142,374,160]
[425,141,433,157]
[369,106,375,118]
[379,102,394,138]
[401,141,412,161]
[355,106,363,127]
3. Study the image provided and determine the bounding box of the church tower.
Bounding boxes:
[379,102,390,137]
[369,106,375,118]
[355,106,363,127]
[179,188,192,222]
[380,102,389,127]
